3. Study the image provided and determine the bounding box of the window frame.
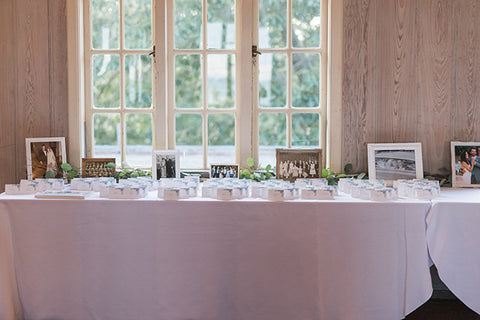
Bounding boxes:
[67,0,342,172]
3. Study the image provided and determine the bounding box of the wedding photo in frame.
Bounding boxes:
[276,148,322,182]
[451,141,480,188]
[368,143,423,184]
[26,137,67,180]
[152,150,180,180]
[209,164,239,178]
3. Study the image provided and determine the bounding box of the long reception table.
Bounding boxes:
[0,194,433,320]
[427,189,480,315]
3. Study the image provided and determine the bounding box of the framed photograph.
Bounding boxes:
[367,143,423,184]
[451,142,480,188]
[276,148,322,182]
[153,150,180,180]
[209,164,239,178]
[82,158,116,178]
[26,137,67,180]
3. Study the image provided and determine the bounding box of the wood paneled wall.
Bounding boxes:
[0,0,67,192]
[343,0,480,175]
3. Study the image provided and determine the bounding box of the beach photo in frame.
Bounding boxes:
[26,137,67,180]
[451,141,480,188]
[152,150,180,180]
[367,143,423,185]
[209,164,239,178]
[276,148,322,182]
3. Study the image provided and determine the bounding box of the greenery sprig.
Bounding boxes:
[239,157,274,182]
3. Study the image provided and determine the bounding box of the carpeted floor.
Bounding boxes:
[405,298,480,319]
[405,266,480,319]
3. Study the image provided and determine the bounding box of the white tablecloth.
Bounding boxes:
[427,189,480,314]
[0,194,433,320]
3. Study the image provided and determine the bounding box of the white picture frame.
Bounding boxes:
[26,137,67,180]
[152,150,180,180]
[367,143,423,185]
[451,141,480,188]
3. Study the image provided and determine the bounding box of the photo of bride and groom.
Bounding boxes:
[454,144,480,186]
[26,138,66,180]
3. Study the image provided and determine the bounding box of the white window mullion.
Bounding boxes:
[83,0,93,158]
[202,0,208,168]
[119,0,126,165]
[166,0,175,150]
[287,0,293,148]
[250,0,259,164]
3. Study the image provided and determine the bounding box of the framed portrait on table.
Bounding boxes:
[367,143,423,185]
[82,158,116,178]
[276,148,322,182]
[26,137,67,180]
[209,164,239,178]
[451,142,480,188]
[152,150,180,180]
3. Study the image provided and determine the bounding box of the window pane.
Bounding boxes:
[292,113,319,146]
[93,113,121,164]
[176,114,202,168]
[126,113,153,167]
[208,114,235,164]
[207,0,235,49]
[93,55,120,109]
[125,55,152,109]
[208,54,235,109]
[292,0,321,48]
[175,55,202,109]
[259,113,286,166]
[174,0,202,49]
[91,0,119,49]
[292,53,319,108]
[259,0,286,48]
[259,53,286,108]
[124,0,152,49]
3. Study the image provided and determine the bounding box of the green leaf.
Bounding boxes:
[45,171,56,178]
[105,162,116,169]
[265,164,272,171]
[357,172,366,180]
[242,169,251,176]
[247,157,255,167]
[322,168,329,178]
[336,174,347,178]
[61,163,72,171]
[344,163,353,174]
[67,170,78,181]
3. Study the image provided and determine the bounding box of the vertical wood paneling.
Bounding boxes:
[15,0,53,180]
[342,0,480,175]
[453,0,480,141]
[48,0,68,139]
[342,0,377,172]
[416,0,454,173]
[375,0,417,143]
[0,0,17,192]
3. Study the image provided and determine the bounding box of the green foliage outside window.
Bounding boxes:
[91,0,322,155]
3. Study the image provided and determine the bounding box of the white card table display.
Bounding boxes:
[4,184,22,195]
[426,189,480,315]
[19,180,40,194]
[300,186,336,200]
[70,178,95,191]
[0,197,433,320]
